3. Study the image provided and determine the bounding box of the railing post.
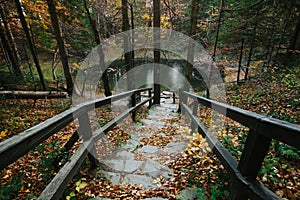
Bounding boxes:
[148,89,152,108]
[131,91,137,122]
[191,98,198,132]
[78,111,99,169]
[231,122,271,199]
[238,128,271,178]
[229,179,249,200]
[177,90,182,113]
[173,92,176,104]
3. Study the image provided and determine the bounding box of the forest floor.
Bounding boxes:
[0,65,299,199]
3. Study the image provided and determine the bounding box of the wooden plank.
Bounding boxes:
[181,102,281,200]
[0,89,152,170]
[181,102,239,177]
[238,130,272,178]
[191,98,198,132]
[38,97,153,199]
[259,117,300,149]
[78,111,99,168]
[63,130,79,151]
[131,92,137,122]
[184,92,262,130]
[0,106,84,170]
[38,141,91,200]
[0,90,68,99]
[184,91,300,149]
[148,89,152,108]
[230,176,282,200]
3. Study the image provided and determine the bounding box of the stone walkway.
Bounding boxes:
[97,97,190,198]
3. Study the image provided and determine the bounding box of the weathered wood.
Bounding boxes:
[63,130,79,151]
[238,130,272,178]
[0,91,68,99]
[184,91,300,148]
[229,176,281,200]
[38,142,91,200]
[191,98,198,132]
[181,102,239,176]
[181,101,282,200]
[148,89,152,108]
[0,88,152,170]
[39,96,153,199]
[78,111,99,168]
[131,92,137,122]
[259,117,300,149]
[0,106,82,170]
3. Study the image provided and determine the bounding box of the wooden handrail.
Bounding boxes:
[38,96,153,200]
[0,88,152,170]
[182,91,300,149]
[179,91,299,200]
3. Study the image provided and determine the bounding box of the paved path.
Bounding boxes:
[98,97,190,197]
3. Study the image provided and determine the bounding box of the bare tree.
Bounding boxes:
[0,22,22,77]
[14,0,46,89]
[122,0,134,90]
[46,0,73,95]
[153,0,160,104]
[185,0,199,84]
[0,5,22,77]
[83,0,112,96]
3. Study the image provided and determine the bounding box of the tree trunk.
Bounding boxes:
[153,0,160,104]
[208,0,224,98]
[185,0,199,84]
[14,0,46,90]
[0,23,22,77]
[0,91,68,99]
[83,0,112,96]
[122,0,134,90]
[0,5,23,76]
[129,1,135,60]
[46,0,73,95]
[245,27,256,80]
[237,38,244,83]
[290,14,300,51]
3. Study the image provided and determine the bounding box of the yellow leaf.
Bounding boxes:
[79,182,87,189]
[275,190,284,197]
[0,130,8,138]
[70,191,75,197]
[75,180,81,187]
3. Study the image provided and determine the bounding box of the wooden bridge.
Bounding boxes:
[0,88,299,199]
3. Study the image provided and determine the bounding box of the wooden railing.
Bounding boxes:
[179,91,300,200]
[0,88,153,200]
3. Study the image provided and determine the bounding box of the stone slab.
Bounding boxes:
[139,145,160,154]
[123,160,143,173]
[123,174,155,189]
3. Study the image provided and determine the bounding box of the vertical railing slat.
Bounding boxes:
[78,111,99,168]
[238,129,272,178]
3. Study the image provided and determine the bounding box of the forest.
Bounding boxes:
[0,0,299,199]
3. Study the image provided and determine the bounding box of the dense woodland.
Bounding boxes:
[1,0,300,93]
[0,0,299,199]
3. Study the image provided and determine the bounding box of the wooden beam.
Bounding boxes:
[181,102,281,200]
[183,91,300,149]
[0,106,82,170]
[238,130,272,178]
[0,88,152,170]
[38,96,153,199]
[0,91,68,99]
